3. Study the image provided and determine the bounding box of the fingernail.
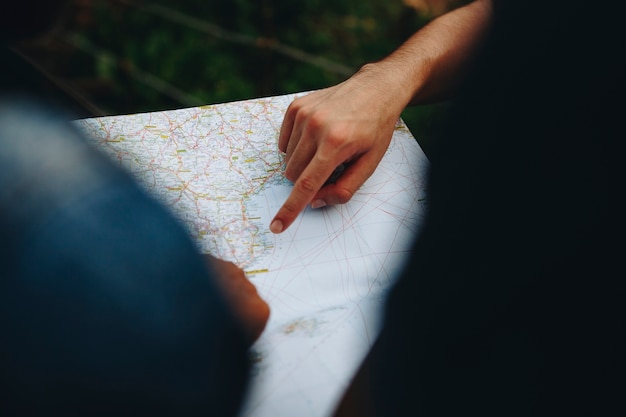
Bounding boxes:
[311,199,327,209]
[270,219,284,234]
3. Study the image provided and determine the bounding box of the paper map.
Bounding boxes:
[74,92,429,417]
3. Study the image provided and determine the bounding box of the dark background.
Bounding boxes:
[3,0,460,154]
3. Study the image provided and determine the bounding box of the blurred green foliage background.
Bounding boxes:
[20,0,455,152]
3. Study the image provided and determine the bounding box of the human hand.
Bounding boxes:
[270,67,406,234]
[205,254,270,344]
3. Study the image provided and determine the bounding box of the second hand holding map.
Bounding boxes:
[75,92,429,417]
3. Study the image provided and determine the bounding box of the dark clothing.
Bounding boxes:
[372,1,623,415]
[0,99,250,416]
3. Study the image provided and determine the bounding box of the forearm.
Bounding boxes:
[356,0,493,112]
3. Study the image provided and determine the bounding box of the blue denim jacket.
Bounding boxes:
[0,97,250,415]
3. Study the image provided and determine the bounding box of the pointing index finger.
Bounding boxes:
[270,158,335,234]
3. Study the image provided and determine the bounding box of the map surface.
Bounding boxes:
[74,92,429,417]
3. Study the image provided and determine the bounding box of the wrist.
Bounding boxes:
[352,62,415,120]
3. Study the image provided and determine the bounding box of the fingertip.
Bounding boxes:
[310,199,327,209]
[270,218,284,234]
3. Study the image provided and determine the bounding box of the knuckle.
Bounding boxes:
[286,98,304,115]
[306,112,325,133]
[324,125,353,150]
[296,175,319,194]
